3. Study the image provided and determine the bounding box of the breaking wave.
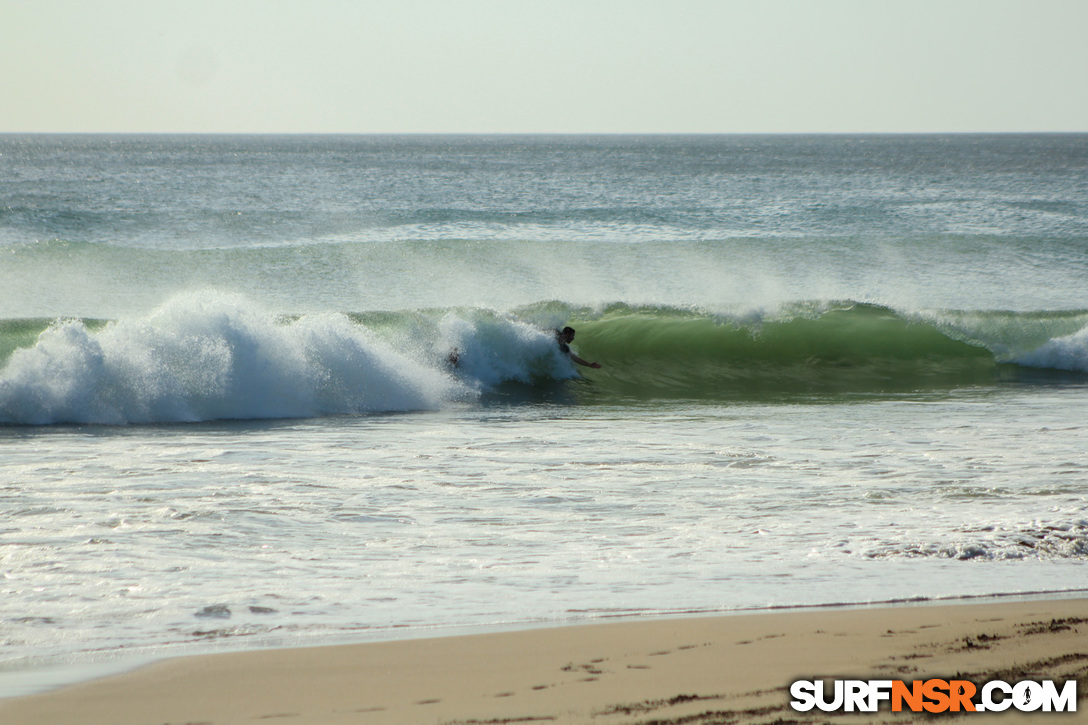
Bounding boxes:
[0,294,476,425]
[2,294,1087,424]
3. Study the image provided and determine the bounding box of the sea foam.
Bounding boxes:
[1015,324,1088,373]
[0,293,468,425]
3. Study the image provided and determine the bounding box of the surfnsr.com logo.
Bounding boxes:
[790,678,1077,714]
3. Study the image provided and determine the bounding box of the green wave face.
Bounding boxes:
[565,303,1009,401]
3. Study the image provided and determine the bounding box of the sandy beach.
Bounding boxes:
[2,597,1085,725]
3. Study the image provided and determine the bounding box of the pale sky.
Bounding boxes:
[2,0,1086,134]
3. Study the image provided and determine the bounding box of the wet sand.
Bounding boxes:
[2,597,1086,724]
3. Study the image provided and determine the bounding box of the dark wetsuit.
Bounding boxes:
[554,330,570,354]
[553,327,600,368]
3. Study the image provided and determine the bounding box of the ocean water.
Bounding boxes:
[2,134,1087,691]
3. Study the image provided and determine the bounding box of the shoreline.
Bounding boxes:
[5,589,1086,701]
[2,594,1086,724]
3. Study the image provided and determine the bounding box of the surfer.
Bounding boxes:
[556,326,601,368]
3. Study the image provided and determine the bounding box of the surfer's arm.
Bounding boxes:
[569,353,601,369]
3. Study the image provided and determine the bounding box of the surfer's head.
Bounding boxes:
[560,326,575,342]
